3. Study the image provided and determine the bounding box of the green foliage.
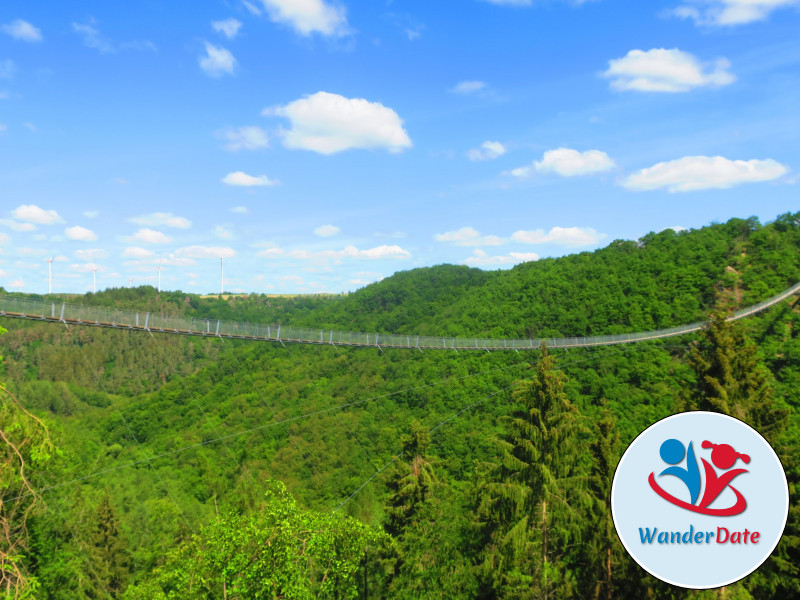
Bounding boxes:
[476,343,589,599]
[124,479,389,599]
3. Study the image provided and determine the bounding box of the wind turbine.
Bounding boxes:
[220,256,224,295]
[92,267,98,294]
[128,276,133,288]
[46,257,53,295]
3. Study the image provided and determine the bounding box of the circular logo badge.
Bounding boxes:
[611,411,788,589]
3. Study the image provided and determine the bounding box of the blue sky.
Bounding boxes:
[0,0,798,294]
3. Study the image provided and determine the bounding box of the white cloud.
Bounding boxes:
[434,226,505,246]
[670,0,799,25]
[83,210,99,218]
[199,42,236,77]
[0,219,36,232]
[230,206,249,214]
[175,245,236,259]
[131,228,172,244]
[290,244,411,261]
[257,0,348,36]
[122,246,154,258]
[23,122,37,132]
[12,204,63,225]
[512,226,606,247]
[451,80,486,94]
[468,141,506,161]
[213,225,234,239]
[218,125,269,151]
[603,48,735,93]
[621,155,789,192]
[314,224,341,237]
[266,91,412,155]
[221,171,279,186]
[464,249,539,266]
[510,148,615,178]
[72,21,113,53]
[244,1,263,16]
[0,233,9,245]
[130,212,192,229]
[257,247,285,258]
[0,59,15,79]
[70,262,103,273]
[65,226,98,242]
[1,20,42,42]
[75,248,107,260]
[212,18,243,39]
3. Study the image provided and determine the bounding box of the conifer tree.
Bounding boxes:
[87,492,129,599]
[384,420,436,539]
[687,308,788,442]
[476,342,586,599]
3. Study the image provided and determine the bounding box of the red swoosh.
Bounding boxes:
[648,472,747,516]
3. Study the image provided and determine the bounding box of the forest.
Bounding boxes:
[0,212,799,599]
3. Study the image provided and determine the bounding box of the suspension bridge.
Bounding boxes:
[1,280,799,350]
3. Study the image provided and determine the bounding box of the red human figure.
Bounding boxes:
[698,441,750,509]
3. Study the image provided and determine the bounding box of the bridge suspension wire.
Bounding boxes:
[0,355,530,506]
[1,280,799,350]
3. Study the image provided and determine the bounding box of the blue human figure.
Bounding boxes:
[659,439,701,505]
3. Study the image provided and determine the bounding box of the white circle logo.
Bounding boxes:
[611,411,789,589]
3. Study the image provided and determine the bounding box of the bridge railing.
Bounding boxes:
[1,280,799,350]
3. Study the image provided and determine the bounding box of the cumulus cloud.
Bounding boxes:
[468,141,506,161]
[670,0,799,25]
[1,20,42,42]
[75,248,107,260]
[212,18,242,39]
[621,155,789,192]
[257,247,285,258]
[70,262,103,273]
[65,226,98,242]
[221,171,279,186]
[256,0,349,36]
[199,42,236,77]
[464,249,539,266]
[230,206,249,214]
[265,91,412,154]
[0,219,36,232]
[314,224,341,237]
[510,148,615,178]
[451,80,486,94]
[129,212,192,229]
[434,226,505,246]
[122,246,154,258]
[218,125,269,151]
[12,204,63,225]
[175,245,236,259]
[512,226,606,247]
[83,210,99,218]
[603,48,735,92]
[0,233,9,245]
[290,244,411,261]
[131,228,172,244]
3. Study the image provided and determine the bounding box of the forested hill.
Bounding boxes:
[0,212,799,599]
[9,213,798,339]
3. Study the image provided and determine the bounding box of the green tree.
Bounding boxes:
[476,343,587,599]
[124,479,389,599]
[88,492,129,598]
[0,325,55,599]
[686,309,789,442]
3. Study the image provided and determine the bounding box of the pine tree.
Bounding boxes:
[687,308,788,442]
[87,492,129,599]
[384,420,436,539]
[476,342,587,599]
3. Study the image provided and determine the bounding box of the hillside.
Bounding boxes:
[0,212,799,598]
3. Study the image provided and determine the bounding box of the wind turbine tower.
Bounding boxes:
[46,257,53,295]
[220,257,224,295]
[128,276,133,288]
[157,263,162,293]
[92,267,97,294]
